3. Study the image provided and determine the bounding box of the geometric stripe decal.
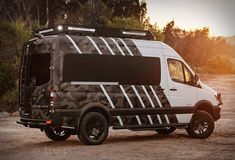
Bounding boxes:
[65,34,179,126]
[66,35,124,126]
[142,85,162,124]
[86,36,124,126]
[132,85,153,125]
[113,38,153,125]
[153,85,178,123]
[100,37,142,125]
[149,85,169,123]
[118,38,178,124]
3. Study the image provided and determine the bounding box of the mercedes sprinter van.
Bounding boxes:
[17,25,222,145]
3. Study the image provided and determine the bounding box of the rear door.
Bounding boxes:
[19,43,51,118]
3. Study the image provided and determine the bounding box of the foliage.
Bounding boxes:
[0,20,31,112]
[0,87,18,113]
[0,0,147,27]
[204,55,234,74]
[64,0,112,27]
[144,17,164,41]
[0,63,17,97]
[163,20,234,74]
[0,20,31,63]
[107,16,144,30]
[103,0,147,23]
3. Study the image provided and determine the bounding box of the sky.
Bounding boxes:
[146,0,235,37]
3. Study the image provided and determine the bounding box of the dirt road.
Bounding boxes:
[0,75,235,160]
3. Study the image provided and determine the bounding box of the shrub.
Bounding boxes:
[203,55,234,74]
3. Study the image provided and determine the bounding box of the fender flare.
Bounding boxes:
[77,102,111,129]
[193,100,213,112]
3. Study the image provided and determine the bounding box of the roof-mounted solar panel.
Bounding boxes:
[35,24,155,40]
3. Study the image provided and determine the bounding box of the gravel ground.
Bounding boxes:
[0,74,235,160]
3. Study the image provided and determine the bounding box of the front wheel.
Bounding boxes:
[186,110,214,139]
[156,127,176,134]
[78,112,109,145]
[45,127,71,141]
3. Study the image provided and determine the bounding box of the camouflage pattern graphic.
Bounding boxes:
[122,39,142,56]
[31,83,50,119]
[24,39,54,120]
[27,35,178,127]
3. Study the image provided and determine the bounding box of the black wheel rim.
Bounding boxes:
[192,119,209,135]
[86,117,106,141]
[166,127,172,131]
[52,128,66,137]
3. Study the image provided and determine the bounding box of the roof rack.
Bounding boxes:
[35,24,155,40]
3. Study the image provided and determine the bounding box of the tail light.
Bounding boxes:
[46,119,53,125]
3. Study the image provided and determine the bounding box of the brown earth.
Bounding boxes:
[0,74,235,160]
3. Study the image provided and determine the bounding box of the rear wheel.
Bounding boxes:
[45,127,71,141]
[78,112,109,145]
[156,127,176,134]
[186,110,214,139]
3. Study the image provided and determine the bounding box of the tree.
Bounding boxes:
[144,17,164,41]
[162,20,233,73]
[163,20,175,47]
[106,16,144,30]
[64,0,112,26]
[0,20,31,112]
[102,0,147,23]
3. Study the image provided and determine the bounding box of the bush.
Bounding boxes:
[0,20,31,112]
[202,55,235,74]
[0,63,17,97]
[0,20,31,63]
[0,88,18,113]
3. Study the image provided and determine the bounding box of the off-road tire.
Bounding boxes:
[186,110,214,139]
[45,127,71,141]
[78,112,109,145]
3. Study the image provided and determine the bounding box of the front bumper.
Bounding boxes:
[212,106,221,121]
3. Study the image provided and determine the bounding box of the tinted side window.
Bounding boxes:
[30,53,51,86]
[63,54,161,85]
[63,54,117,82]
[118,56,160,85]
[184,65,194,85]
[168,59,184,83]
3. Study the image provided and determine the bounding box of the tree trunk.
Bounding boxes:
[45,0,49,27]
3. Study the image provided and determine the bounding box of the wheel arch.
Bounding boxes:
[193,100,214,119]
[78,102,111,129]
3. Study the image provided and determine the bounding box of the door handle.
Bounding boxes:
[170,88,177,91]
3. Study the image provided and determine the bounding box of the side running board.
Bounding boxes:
[113,123,188,130]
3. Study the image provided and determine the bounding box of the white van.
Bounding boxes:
[17,25,222,145]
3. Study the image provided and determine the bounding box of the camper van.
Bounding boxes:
[17,25,222,145]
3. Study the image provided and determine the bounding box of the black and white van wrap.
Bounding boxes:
[18,26,221,144]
